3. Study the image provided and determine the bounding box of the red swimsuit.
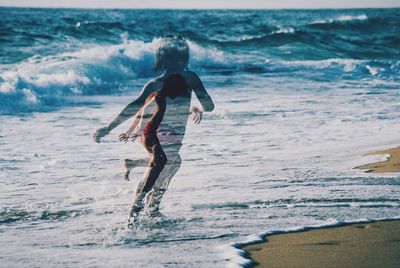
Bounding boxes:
[143,120,158,149]
[142,94,165,151]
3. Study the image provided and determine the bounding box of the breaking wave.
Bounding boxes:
[0,39,225,114]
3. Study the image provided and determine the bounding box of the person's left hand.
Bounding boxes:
[191,106,203,124]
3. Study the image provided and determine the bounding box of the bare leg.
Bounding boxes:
[122,158,150,181]
[144,153,182,213]
[129,142,167,218]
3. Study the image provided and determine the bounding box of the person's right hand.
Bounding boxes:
[129,132,141,143]
[93,127,110,143]
[119,133,129,143]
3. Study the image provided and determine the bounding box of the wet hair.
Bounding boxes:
[160,74,189,99]
[153,35,189,71]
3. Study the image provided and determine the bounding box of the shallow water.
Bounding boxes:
[1,8,400,267]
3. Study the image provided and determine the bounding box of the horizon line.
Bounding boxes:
[1,5,400,10]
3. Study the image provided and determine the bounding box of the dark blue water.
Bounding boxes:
[0,8,399,113]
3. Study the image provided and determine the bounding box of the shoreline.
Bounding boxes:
[242,219,400,268]
[238,146,400,267]
[355,146,400,173]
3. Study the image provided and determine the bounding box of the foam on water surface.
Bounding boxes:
[1,7,400,268]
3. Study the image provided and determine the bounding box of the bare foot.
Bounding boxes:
[124,172,130,181]
[122,158,150,181]
[123,159,135,181]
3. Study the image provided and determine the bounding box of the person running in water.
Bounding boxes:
[119,74,189,220]
[93,36,214,219]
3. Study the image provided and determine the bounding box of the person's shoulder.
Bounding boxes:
[182,70,200,80]
[144,78,163,91]
[138,79,162,102]
[181,71,201,87]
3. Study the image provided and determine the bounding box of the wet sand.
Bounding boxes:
[243,220,400,268]
[356,147,400,173]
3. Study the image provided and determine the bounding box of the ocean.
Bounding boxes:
[0,7,400,267]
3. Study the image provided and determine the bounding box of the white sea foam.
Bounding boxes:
[273,27,295,34]
[365,65,378,75]
[354,153,390,168]
[312,14,368,24]
[21,88,38,104]
[277,58,364,74]
[188,40,225,65]
[337,14,368,22]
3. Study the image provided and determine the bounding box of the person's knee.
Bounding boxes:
[151,154,167,168]
[158,155,168,167]
[152,144,167,167]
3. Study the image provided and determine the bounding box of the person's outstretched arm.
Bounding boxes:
[93,80,159,143]
[189,72,215,124]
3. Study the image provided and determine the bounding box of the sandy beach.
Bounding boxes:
[356,147,400,173]
[244,220,400,268]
